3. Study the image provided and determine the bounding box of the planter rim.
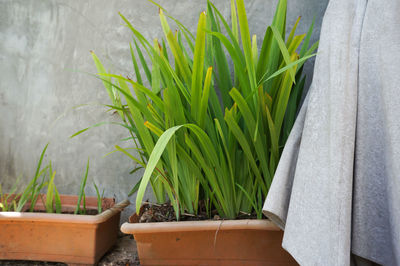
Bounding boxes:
[0,199,129,224]
[121,219,280,234]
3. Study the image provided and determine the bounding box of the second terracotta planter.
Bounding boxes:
[121,218,297,265]
[0,194,129,265]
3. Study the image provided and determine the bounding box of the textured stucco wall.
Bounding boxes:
[0,0,328,221]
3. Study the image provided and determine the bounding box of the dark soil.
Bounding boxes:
[33,209,99,215]
[130,201,261,223]
[0,233,140,266]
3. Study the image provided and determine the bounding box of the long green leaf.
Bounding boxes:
[93,181,103,213]
[136,126,184,212]
[236,0,256,90]
[46,169,56,213]
[270,26,295,82]
[191,12,207,122]
[198,67,213,128]
[54,185,61,214]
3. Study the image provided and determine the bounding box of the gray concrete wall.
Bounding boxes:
[0,0,328,221]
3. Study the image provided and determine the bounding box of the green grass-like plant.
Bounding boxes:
[1,146,104,215]
[87,0,317,219]
[16,144,50,212]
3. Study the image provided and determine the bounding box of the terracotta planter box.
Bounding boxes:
[121,218,297,265]
[0,194,129,265]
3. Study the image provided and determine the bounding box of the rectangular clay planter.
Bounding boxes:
[0,194,129,265]
[121,218,298,265]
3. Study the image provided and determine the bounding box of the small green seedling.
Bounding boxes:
[43,161,62,213]
[16,144,49,212]
[1,146,106,215]
[93,181,105,214]
[75,159,90,215]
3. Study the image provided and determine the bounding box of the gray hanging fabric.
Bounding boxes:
[263,0,400,265]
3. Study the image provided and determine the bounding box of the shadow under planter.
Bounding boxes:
[0,195,129,265]
[121,218,297,265]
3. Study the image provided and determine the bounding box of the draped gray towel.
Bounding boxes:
[262,0,400,265]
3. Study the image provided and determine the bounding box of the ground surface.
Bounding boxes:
[0,234,140,266]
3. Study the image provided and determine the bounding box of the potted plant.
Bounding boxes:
[0,144,129,265]
[87,0,317,264]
